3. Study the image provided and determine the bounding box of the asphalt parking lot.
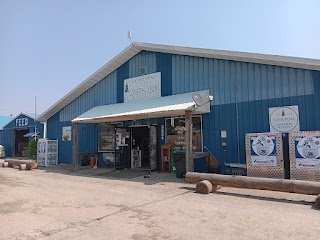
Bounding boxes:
[0,164,319,240]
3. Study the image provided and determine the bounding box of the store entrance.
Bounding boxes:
[131,125,158,170]
[14,129,29,157]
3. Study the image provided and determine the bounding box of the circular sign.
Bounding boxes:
[252,135,275,156]
[297,137,320,159]
[269,106,299,133]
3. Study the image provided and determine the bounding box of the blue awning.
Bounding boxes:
[24,132,40,137]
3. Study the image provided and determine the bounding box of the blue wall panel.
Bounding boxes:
[172,54,319,171]
[156,53,172,96]
[48,114,98,164]
[47,112,72,164]
[129,51,156,77]
[0,129,13,157]
[60,71,117,122]
[117,62,129,103]
[78,123,97,154]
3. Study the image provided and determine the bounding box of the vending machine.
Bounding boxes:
[246,132,284,179]
[289,131,320,182]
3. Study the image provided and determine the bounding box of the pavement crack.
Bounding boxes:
[87,190,191,223]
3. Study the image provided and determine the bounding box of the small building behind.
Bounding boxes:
[0,113,43,158]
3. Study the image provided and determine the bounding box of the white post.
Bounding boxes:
[34,96,37,140]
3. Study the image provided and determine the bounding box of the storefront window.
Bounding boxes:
[165,116,202,152]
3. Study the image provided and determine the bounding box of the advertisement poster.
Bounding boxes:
[295,136,320,170]
[250,134,277,166]
[62,126,72,141]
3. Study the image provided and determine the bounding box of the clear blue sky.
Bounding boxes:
[1,0,319,116]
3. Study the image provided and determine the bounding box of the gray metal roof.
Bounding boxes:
[72,90,210,123]
[38,42,320,122]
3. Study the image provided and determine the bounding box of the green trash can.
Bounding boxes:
[170,150,176,173]
[173,151,186,178]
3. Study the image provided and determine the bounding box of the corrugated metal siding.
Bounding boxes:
[156,53,172,96]
[0,129,13,157]
[60,71,117,122]
[172,54,320,171]
[78,123,97,154]
[48,113,98,164]
[46,50,320,172]
[117,62,129,103]
[117,51,157,103]
[47,112,71,164]
[172,56,314,104]
[129,51,157,77]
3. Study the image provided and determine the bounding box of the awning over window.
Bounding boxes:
[24,132,40,138]
[72,90,211,123]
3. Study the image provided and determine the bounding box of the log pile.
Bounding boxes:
[1,159,37,170]
[186,172,320,210]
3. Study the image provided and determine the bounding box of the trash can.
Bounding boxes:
[173,151,186,178]
[90,157,96,167]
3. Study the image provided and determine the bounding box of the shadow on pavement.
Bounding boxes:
[181,186,317,209]
[36,164,187,186]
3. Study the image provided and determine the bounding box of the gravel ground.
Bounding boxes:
[0,164,319,240]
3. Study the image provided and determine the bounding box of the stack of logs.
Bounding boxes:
[186,172,320,210]
[1,159,38,170]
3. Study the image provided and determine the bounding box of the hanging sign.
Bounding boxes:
[124,72,161,102]
[269,105,300,133]
[250,134,277,166]
[294,132,320,170]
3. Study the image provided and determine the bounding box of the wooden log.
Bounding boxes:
[196,180,213,194]
[212,185,222,192]
[2,162,8,167]
[185,172,320,195]
[5,160,37,169]
[19,164,27,171]
[315,195,320,209]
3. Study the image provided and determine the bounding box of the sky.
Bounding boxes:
[1,0,320,117]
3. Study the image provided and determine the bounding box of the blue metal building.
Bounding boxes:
[37,42,320,173]
[0,113,44,157]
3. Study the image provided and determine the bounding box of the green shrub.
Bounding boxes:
[27,139,38,160]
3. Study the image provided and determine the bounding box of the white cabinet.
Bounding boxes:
[37,139,58,167]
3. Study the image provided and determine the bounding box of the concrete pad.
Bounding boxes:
[0,166,319,240]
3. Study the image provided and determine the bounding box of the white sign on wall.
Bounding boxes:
[62,126,72,141]
[124,72,161,102]
[269,105,300,133]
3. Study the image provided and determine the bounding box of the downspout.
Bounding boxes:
[43,121,47,139]
[235,81,241,164]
